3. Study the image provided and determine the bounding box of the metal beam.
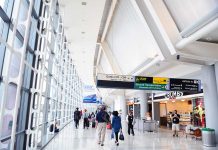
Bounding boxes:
[176,18,218,49]
[132,0,175,58]
[101,42,122,74]
[101,0,118,42]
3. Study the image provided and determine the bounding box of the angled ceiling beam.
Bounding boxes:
[101,42,122,74]
[101,0,118,42]
[176,19,218,49]
[132,0,176,58]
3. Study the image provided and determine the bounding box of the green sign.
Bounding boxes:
[134,83,166,90]
[134,76,169,90]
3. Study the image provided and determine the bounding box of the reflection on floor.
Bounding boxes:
[44,122,217,150]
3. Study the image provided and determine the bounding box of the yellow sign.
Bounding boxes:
[153,77,168,84]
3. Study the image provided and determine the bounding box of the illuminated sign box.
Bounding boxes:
[96,74,201,92]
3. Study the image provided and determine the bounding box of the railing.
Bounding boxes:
[134,119,159,132]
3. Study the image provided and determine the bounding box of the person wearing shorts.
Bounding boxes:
[172,110,180,137]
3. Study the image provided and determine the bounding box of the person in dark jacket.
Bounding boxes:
[112,111,122,146]
[96,105,110,146]
[126,111,135,136]
[74,108,81,129]
[171,110,180,137]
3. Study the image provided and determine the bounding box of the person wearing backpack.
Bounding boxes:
[74,108,81,129]
[112,111,122,146]
[171,110,180,137]
[96,106,110,146]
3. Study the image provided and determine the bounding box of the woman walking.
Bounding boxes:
[112,111,122,146]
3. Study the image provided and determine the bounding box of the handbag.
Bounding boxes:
[111,129,115,139]
[107,123,112,129]
[119,130,124,141]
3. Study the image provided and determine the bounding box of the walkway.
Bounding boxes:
[44,122,217,150]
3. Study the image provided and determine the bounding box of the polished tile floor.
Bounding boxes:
[44,122,217,150]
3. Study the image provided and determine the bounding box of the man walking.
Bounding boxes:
[172,110,180,137]
[96,106,110,146]
[83,109,89,129]
[126,111,135,136]
[74,108,81,129]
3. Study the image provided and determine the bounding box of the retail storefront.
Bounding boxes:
[154,92,205,128]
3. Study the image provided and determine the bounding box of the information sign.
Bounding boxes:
[96,74,201,92]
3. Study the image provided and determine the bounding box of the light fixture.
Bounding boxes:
[82,2,87,5]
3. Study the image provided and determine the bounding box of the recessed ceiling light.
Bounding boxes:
[206,37,212,41]
[82,2,87,5]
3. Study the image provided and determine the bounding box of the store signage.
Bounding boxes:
[165,91,183,99]
[96,74,201,92]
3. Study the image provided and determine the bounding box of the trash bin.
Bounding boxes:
[202,128,216,147]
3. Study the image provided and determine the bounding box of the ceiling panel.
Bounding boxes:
[59,0,106,85]
[100,52,114,74]
[164,0,218,31]
[106,0,160,75]
[155,64,202,78]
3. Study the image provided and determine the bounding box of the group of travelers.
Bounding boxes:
[59,107,181,146]
[73,107,96,129]
[73,106,136,146]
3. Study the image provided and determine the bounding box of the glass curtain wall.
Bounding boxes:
[0,0,83,149]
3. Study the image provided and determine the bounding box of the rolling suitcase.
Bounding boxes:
[92,122,96,128]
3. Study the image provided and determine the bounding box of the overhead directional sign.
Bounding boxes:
[134,76,169,91]
[96,74,135,89]
[169,78,200,92]
[96,74,201,92]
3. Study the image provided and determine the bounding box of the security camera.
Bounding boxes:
[176,55,180,60]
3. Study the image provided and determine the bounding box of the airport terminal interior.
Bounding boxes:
[0,0,218,150]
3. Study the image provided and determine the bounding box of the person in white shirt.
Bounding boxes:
[145,112,152,121]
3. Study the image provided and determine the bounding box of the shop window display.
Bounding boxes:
[192,98,205,128]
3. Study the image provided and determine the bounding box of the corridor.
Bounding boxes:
[44,122,216,150]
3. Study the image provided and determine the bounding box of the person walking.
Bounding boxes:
[171,110,180,137]
[83,109,89,129]
[112,111,122,146]
[96,106,110,146]
[90,112,96,128]
[74,108,81,129]
[126,111,135,136]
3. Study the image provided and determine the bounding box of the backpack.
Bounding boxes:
[49,124,54,132]
[101,112,110,123]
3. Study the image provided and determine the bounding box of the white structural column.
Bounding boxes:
[118,91,127,120]
[137,91,148,119]
[215,62,218,95]
[202,65,218,144]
